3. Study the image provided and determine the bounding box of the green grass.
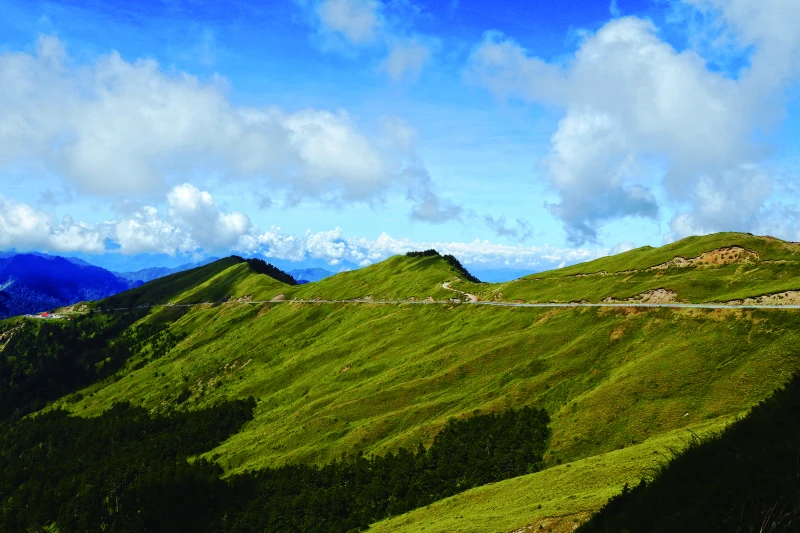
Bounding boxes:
[62,303,800,475]
[103,257,248,308]
[101,233,800,307]
[368,417,730,533]
[284,254,469,301]
[538,232,800,276]
[42,231,800,531]
[457,233,800,304]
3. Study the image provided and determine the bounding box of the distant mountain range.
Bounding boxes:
[288,268,334,283]
[0,254,138,319]
[0,253,223,318]
[113,257,220,283]
[0,249,536,318]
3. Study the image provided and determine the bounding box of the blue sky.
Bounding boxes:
[1,0,799,272]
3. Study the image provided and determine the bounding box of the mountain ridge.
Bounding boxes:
[4,231,800,532]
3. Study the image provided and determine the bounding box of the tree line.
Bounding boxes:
[0,400,549,532]
[578,374,800,532]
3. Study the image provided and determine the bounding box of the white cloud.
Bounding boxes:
[0,189,605,270]
[240,226,607,270]
[301,0,435,82]
[114,206,193,255]
[167,184,251,249]
[0,36,453,219]
[381,38,433,81]
[0,184,252,256]
[0,195,105,254]
[468,1,800,243]
[113,184,254,254]
[316,0,382,44]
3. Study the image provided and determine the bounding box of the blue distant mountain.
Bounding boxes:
[288,268,334,284]
[114,257,220,283]
[0,253,140,319]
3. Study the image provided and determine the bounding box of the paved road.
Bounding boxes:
[101,298,800,313]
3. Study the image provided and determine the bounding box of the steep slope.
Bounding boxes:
[63,303,798,475]
[462,232,800,304]
[369,417,728,533]
[12,232,800,532]
[286,253,476,301]
[576,375,800,533]
[102,257,295,308]
[0,254,136,318]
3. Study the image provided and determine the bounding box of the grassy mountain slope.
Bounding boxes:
[576,375,800,532]
[285,254,470,301]
[103,257,246,307]
[458,232,800,303]
[63,303,798,476]
[102,257,292,307]
[26,232,800,532]
[369,417,728,533]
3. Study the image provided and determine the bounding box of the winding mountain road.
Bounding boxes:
[100,292,800,313]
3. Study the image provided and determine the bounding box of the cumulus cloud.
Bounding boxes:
[0,196,105,254]
[0,36,453,220]
[468,0,800,243]
[240,226,606,269]
[0,185,604,269]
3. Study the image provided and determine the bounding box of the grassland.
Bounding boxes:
[456,232,800,304]
[45,232,800,532]
[103,233,800,308]
[369,417,729,533]
[63,303,799,473]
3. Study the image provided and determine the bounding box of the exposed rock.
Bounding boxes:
[728,290,800,306]
[650,247,759,270]
[603,289,678,304]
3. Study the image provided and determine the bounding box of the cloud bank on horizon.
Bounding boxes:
[0,0,799,269]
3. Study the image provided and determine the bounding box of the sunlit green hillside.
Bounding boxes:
[458,232,800,304]
[23,231,800,532]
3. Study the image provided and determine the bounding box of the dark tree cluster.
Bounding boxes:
[578,374,800,533]
[0,312,178,419]
[0,402,549,533]
[223,405,549,532]
[0,399,256,533]
[242,258,298,286]
[405,250,481,283]
[405,250,440,258]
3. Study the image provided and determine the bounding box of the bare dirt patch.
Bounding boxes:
[728,290,800,306]
[230,295,253,303]
[510,511,592,533]
[650,246,759,270]
[603,289,678,304]
[271,294,286,301]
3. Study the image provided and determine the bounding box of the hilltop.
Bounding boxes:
[2,232,800,532]
[459,232,800,304]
